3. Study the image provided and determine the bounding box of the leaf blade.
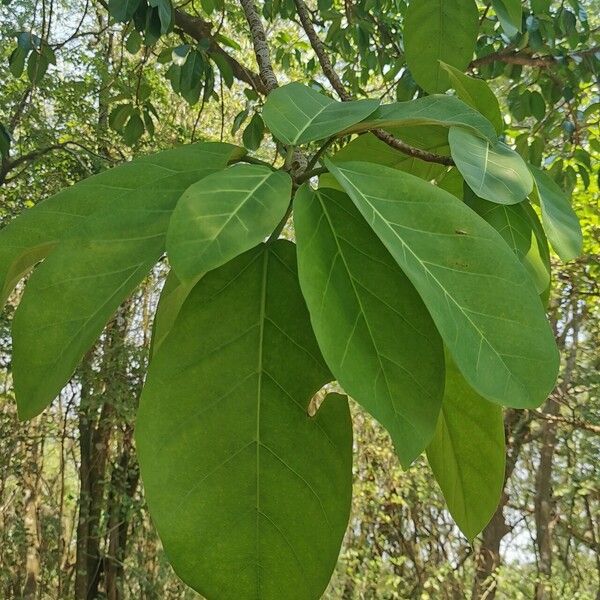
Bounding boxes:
[529,165,583,261]
[262,82,379,145]
[136,241,353,599]
[427,353,505,541]
[167,164,292,282]
[295,186,444,466]
[404,0,479,93]
[449,126,533,205]
[325,159,559,409]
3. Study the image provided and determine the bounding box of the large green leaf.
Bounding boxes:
[319,126,449,189]
[10,143,242,419]
[325,159,559,409]
[465,191,551,295]
[262,82,379,145]
[345,95,497,142]
[167,164,291,282]
[529,165,583,261]
[136,240,352,599]
[0,142,242,308]
[449,126,533,205]
[404,0,479,93]
[294,186,444,467]
[427,353,505,541]
[439,63,504,134]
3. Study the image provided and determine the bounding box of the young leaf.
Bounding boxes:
[0,142,242,310]
[8,143,243,419]
[262,82,379,145]
[136,241,353,599]
[427,353,505,541]
[294,186,444,466]
[492,0,522,37]
[242,113,265,150]
[449,126,533,205]
[465,191,551,295]
[404,0,479,93]
[325,159,559,409]
[345,95,497,142]
[439,63,504,134]
[167,164,291,282]
[529,165,583,261]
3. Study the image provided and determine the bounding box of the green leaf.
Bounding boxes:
[404,0,479,93]
[345,95,497,142]
[262,82,379,145]
[0,143,241,311]
[529,90,546,121]
[136,240,352,599]
[242,113,265,151]
[109,103,134,131]
[211,52,234,88]
[7,143,243,419]
[148,0,172,33]
[325,159,559,409]
[27,50,50,84]
[465,190,550,295]
[9,45,27,77]
[0,123,10,157]
[449,126,533,205]
[427,352,505,541]
[529,165,583,261]
[108,0,141,21]
[167,164,291,282]
[319,126,449,189]
[294,186,444,466]
[122,112,144,146]
[492,0,522,37]
[439,63,504,134]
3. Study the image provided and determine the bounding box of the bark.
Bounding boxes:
[22,423,42,600]
[105,425,140,600]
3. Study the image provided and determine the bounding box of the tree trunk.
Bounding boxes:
[471,409,532,599]
[534,306,581,600]
[22,422,42,600]
[105,425,139,600]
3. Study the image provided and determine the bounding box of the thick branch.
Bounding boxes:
[293,0,350,101]
[173,9,267,94]
[239,0,279,93]
[293,0,453,166]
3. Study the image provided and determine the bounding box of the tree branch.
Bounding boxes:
[470,46,600,69]
[239,0,279,93]
[293,0,349,101]
[173,9,268,95]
